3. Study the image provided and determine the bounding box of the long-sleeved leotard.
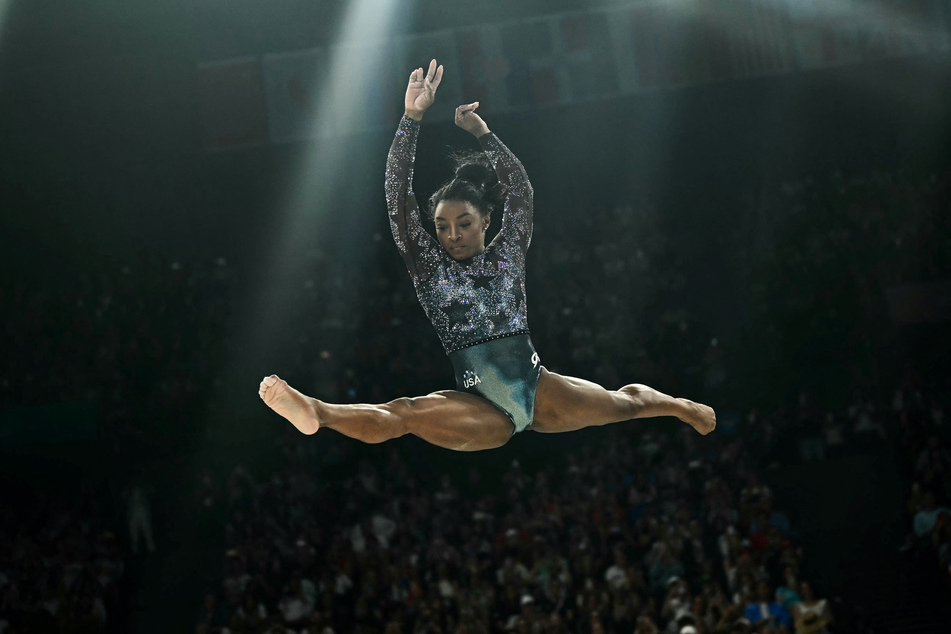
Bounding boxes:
[384,115,534,355]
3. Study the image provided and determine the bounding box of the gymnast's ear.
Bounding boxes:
[481,213,491,232]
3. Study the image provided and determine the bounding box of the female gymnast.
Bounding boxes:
[259,59,716,451]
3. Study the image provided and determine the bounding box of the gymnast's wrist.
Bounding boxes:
[404,109,424,122]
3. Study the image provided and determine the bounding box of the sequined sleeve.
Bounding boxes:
[385,115,441,282]
[479,132,534,258]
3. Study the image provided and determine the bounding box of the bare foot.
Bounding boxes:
[259,375,320,435]
[677,399,716,435]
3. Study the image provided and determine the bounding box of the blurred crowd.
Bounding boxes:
[1,254,234,454]
[197,414,842,634]
[898,380,951,591]
[0,484,126,634]
[748,166,950,291]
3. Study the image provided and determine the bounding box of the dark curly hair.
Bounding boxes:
[428,149,507,220]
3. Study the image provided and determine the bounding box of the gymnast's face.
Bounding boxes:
[434,199,490,261]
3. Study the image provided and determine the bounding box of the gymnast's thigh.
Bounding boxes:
[531,368,631,433]
[400,390,515,451]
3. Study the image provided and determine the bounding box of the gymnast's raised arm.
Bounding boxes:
[384,60,444,281]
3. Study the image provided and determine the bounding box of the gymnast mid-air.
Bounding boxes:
[259,59,716,451]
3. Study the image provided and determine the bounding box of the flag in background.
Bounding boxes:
[673,2,715,85]
[197,57,269,152]
[628,3,660,90]
[856,0,896,59]
[727,0,795,79]
[786,0,823,69]
[654,3,692,87]
[937,0,951,51]
[559,12,619,101]
[936,0,951,52]
[623,1,712,91]
[457,24,513,113]
[696,1,736,83]
[196,0,946,151]
[458,17,562,112]
[652,1,682,88]
[787,0,861,70]
[887,0,947,55]
[823,0,862,66]
[757,0,796,75]
[261,48,326,144]
[500,18,560,108]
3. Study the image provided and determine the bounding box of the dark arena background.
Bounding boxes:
[2,0,951,633]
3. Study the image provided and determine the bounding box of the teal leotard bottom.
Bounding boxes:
[448,334,542,433]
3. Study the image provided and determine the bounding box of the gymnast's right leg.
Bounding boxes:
[258,375,514,452]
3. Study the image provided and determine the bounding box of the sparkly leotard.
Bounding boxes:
[385,115,541,432]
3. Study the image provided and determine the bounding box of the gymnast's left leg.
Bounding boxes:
[530,368,716,435]
[258,375,515,451]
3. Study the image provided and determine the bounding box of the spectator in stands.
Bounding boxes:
[796,392,824,462]
[821,413,846,459]
[196,592,230,633]
[636,614,660,634]
[913,492,951,538]
[849,395,886,445]
[223,551,253,601]
[196,467,219,512]
[743,581,791,631]
[791,582,831,634]
[916,436,951,494]
[231,592,269,633]
[661,577,692,629]
[933,514,951,582]
[774,567,801,612]
[0,489,124,634]
[604,547,629,590]
[277,570,315,628]
[125,478,156,555]
[648,543,685,596]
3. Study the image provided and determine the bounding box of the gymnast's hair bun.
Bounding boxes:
[453,151,506,208]
[453,159,495,188]
[429,150,507,218]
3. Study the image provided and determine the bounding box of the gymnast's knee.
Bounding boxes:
[388,396,418,413]
[366,398,413,442]
[618,384,649,418]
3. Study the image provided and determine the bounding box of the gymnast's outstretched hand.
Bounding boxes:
[404,59,444,121]
[454,101,491,138]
